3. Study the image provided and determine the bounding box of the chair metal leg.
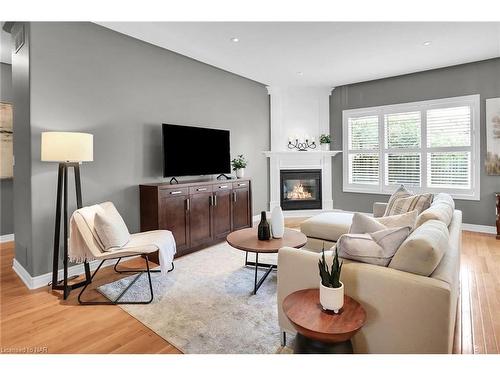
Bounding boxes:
[281,331,287,347]
[78,255,165,305]
[113,257,174,274]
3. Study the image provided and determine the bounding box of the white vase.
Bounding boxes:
[271,206,285,238]
[319,282,344,313]
[320,143,330,151]
[236,168,245,178]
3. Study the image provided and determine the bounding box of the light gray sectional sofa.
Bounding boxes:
[277,194,461,353]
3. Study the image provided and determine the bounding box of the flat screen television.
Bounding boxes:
[162,124,231,177]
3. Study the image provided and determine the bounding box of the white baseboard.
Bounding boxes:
[0,233,14,243]
[12,256,132,290]
[461,223,497,235]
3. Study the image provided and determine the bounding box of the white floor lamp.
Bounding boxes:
[41,132,93,299]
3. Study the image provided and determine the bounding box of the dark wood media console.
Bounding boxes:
[140,179,252,258]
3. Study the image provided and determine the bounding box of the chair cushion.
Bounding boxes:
[94,202,131,251]
[389,219,449,276]
[300,212,353,242]
[349,211,418,234]
[337,226,410,266]
[416,193,455,228]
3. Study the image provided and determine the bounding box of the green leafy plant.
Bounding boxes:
[231,154,248,171]
[318,246,343,288]
[319,134,331,144]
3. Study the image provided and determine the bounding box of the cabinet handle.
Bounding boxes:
[219,185,228,189]
[214,195,217,206]
[238,183,246,187]
[170,190,182,195]
[197,187,207,192]
[233,192,237,202]
[186,198,190,211]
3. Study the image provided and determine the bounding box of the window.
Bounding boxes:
[342,95,480,200]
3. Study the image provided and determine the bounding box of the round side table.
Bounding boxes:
[283,288,366,354]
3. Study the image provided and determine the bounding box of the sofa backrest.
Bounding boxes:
[415,193,455,228]
[388,219,449,276]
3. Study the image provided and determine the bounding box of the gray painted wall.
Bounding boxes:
[0,62,14,235]
[25,22,269,276]
[330,58,500,226]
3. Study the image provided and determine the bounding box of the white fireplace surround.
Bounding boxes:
[263,86,341,213]
[263,150,341,212]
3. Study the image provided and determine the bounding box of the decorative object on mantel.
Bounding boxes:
[288,136,316,151]
[41,131,93,300]
[257,211,271,240]
[231,154,248,179]
[496,192,500,240]
[271,206,285,238]
[486,98,500,175]
[318,246,344,313]
[319,133,331,151]
[0,102,14,179]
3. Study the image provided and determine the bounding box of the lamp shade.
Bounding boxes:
[41,132,93,162]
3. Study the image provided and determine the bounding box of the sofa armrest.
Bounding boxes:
[277,246,454,353]
[373,202,387,217]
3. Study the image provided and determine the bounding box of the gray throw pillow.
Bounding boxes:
[337,226,411,267]
[349,211,417,234]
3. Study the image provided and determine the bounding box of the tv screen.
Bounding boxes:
[162,124,231,177]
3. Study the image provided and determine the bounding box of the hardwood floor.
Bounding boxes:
[0,224,499,354]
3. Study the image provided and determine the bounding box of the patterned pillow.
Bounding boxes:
[384,192,433,216]
[384,185,433,216]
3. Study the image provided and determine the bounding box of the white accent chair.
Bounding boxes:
[70,203,176,305]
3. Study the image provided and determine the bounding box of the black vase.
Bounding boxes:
[257,211,271,240]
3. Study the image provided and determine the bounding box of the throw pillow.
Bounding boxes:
[384,192,433,216]
[349,210,418,234]
[94,202,131,251]
[337,226,411,266]
[385,185,412,215]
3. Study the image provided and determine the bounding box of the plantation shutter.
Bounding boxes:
[347,115,379,185]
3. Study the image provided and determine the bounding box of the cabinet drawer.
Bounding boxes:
[232,181,249,189]
[159,187,189,197]
[189,185,213,194]
[214,183,232,191]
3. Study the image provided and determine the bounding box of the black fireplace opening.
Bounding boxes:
[280,169,322,210]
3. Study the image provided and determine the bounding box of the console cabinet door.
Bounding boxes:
[189,192,213,247]
[232,187,251,231]
[213,189,233,239]
[159,196,190,254]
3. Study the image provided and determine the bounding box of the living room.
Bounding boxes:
[1,0,500,373]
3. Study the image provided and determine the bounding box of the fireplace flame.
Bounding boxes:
[287,183,312,200]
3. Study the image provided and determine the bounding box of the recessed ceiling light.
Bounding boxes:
[297,71,304,76]
[230,37,239,43]
[423,41,432,46]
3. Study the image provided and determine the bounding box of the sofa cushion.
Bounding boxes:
[337,226,410,266]
[350,211,418,234]
[94,202,131,251]
[300,212,353,242]
[416,193,455,228]
[389,219,449,276]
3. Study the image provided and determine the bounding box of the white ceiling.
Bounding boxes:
[98,22,500,87]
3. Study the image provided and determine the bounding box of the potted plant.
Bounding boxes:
[319,134,331,151]
[231,154,248,179]
[318,246,344,313]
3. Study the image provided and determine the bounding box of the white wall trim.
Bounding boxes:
[0,233,14,243]
[12,256,136,290]
[461,223,497,235]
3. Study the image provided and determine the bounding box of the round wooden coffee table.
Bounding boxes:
[226,227,307,294]
[283,288,366,354]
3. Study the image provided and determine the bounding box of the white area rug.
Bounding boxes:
[99,242,287,354]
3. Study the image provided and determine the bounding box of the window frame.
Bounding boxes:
[342,94,480,201]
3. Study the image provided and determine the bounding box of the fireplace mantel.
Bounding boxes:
[263,150,342,212]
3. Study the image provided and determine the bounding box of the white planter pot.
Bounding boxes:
[271,206,285,238]
[319,282,344,313]
[320,143,330,151]
[236,168,245,178]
